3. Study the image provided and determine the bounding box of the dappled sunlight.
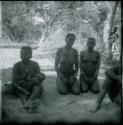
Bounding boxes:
[0,47,118,123]
[0,1,121,123]
[2,72,120,123]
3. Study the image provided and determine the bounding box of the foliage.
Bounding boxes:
[2,1,121,47]
[2,1,43,42]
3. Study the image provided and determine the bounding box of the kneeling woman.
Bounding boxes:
[55,33,80,95]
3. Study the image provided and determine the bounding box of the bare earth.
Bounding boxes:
[0,48,121,124]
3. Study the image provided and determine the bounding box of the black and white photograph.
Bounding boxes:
[0,1,122,124]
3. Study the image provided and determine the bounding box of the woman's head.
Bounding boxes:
[87,37,96,50]
[20,46,32,62]
[65,33,76,47]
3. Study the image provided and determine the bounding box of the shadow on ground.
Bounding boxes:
[1,68,121,124]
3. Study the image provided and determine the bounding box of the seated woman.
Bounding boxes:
[55,33,80,95]
[79,37,100,93]
[91,63,121,113]
[3,46,46,112]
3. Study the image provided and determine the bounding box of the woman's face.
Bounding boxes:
[87,40,95,50]
[20,50,32,63]
[65,36,75,48]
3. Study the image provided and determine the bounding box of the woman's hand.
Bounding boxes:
[31,77,39,83]
[84,74,97,83]
[58,72,68,83]
[90,74,97,82]
[63,77,68,83]
[16,85,31,96]
[70,76,75,84]
[73,72,77,78]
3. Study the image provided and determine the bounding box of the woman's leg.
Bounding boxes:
[79,75,89,93]
[56,76,68,95]
[2,84,15,95]
[108,81,120,103]
[71,78,80,95]
[23,81,43,109]
[91,79,100,94]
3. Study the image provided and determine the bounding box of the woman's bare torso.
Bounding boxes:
[58,47,76,77]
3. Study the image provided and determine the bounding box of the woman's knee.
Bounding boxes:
[33,84,43,93]
[57,78,68,95]
[80,81,89,93]
[71,88,80,95]
[105,76,113,83]
[91,88,100,93]
[71,81,80,95]
[2,84,15,95]
[57,84,68,95]
[58,89,68,95]
[91,80,100,93]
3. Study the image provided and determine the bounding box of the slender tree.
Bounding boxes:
[103,1,120,62]
[0,1,2,40]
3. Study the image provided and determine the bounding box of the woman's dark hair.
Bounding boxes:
[87,37,96,45]
[21,46,32,55]
[65,33,76,41]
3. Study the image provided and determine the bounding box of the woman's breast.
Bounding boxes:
[60,52,75,64]
[59,52,75,77]
[83,53,97,64]
[83,54,98,77]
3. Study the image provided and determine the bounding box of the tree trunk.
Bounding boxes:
[0,1,2,40]
[103,1,119,61]
[0,2,2,122]
[38,9,65,47]
[38,26,48,47]
[109,1,119,35]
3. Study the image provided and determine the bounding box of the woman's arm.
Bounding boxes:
[12,64,19,84]
[91,77,111,113]
[12,64,30,95]
[105,66,121,81]
[95,52,101,76]
[74,49,79,78]
[14,83,30,95]
[80,51,84,74]
[55,49,64,79]
[33,62,46,82]
[89,52,101,82]
[91,88,108,113]
[79,52,89,81]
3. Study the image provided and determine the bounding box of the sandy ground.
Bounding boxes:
[0,48,121,124]
[1,74,121,124]
[0,69,1,122]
